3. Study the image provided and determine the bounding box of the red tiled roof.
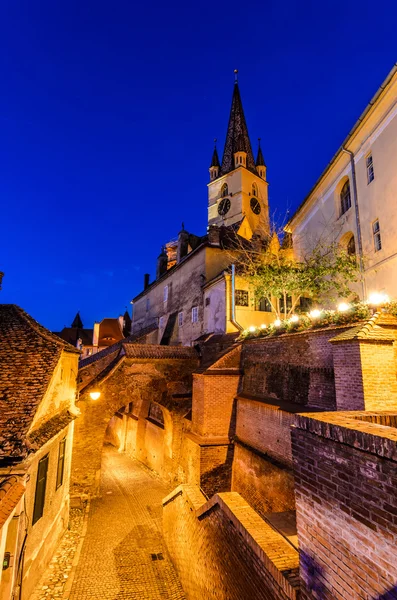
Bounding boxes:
[0,477,25,528]
[0,305,79,461]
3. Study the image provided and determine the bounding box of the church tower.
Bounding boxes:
[207,72,269,239]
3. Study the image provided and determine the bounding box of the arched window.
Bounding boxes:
[340,180,351,215]
[347,234,356,256]
[252,183,258,197]
[221,183,228,198]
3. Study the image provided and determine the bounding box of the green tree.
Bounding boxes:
[234,233,360,319]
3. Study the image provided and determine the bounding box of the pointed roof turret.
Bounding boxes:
[210,145,220,168]
[256,138,266,167]
[220,72,257,176]
[71,311,83,329]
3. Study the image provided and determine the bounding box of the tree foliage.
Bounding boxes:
[233,233,361,318]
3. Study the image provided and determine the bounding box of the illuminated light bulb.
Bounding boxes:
[290,315,299,323]
[274,319,281,327]
[90,391,101,400]
[368,292,389,306]
[309,309,321,319]
[260,323,267,329]
[249,326,256,333]
[338,302,350,312]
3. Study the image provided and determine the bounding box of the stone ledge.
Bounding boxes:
[294,411,397,460]
[184,431,232,446]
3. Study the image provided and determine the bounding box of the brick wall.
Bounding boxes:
[163,485,300,600]
[236,397,295,465]
[241,327,348,409]
[191,373,240,438]
[292,412,397,599]
[232,442,295,516]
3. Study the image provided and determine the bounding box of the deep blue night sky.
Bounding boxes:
[1,0,396,330]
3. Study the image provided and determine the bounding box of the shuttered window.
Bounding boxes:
[33,454,49,525]
[56,438,66,490]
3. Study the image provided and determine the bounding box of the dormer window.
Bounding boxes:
[221,183,228,198]
[252,183,258,197]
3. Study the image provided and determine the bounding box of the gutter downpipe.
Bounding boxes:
[230,264,244,332]
[341,148,366,300]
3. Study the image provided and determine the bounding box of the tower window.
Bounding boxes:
[252,183,258,197]
[366,153,374,184]
[178,311,183,327]
[221,183,228,198]
[340,180,351,215]
[373,219,382,252]
[163,285,168,303]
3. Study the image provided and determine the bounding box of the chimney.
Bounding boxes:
[93,322,100,350]
[156,248,168,279]
[144,273,150,289]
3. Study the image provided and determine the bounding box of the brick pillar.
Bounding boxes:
[330,312,397,411]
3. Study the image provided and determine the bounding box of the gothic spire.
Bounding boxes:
[71,311,83,329]
[210,139,220,168]
[256,138,266,167]
[220,76,257,176]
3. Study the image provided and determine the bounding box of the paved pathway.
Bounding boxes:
[68,445,185,600]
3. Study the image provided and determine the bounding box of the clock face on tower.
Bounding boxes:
[218,198,231,216]
[250,198,261,215]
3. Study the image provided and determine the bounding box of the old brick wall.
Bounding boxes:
[241,328,349,409]
[191,373,239,438]
[232,442,295,516]
[163,485,300,600]
[292,412,397,599]
[236,397,295,465]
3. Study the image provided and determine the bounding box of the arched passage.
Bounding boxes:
[71,347,197,496]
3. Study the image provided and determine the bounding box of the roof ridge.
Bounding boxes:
[5,305,80,354]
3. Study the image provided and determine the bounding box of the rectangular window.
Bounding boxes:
[299,297,313,312]
[178,311,183,327]
[235,290,249,307]
[146,297,150,311]
[33,454,49,525]
[279,295,293,315]
[191,306,198,323]
[159,316,165,328]
[257,297,272,312]
[366,153,374,184]
[56,438,66,490]
[373,219,382,252]
[163,285,168,303]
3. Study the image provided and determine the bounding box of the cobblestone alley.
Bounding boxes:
[67,445,186,600]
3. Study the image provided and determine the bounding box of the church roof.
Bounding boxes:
[220,82,257,176]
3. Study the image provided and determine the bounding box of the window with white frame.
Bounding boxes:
[373,219,382,252]
[366,153,374,184]
[178,311,183,327]
[191,306,198,323]
[163,285,168,303]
